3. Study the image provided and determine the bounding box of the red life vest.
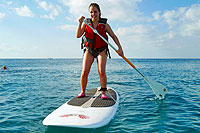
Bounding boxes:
[83,18,108,49]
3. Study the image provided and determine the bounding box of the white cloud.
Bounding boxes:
[162,10,178,28]
[155,4,200,37]
[184,5,200,21]
[179,4,200,36]
[136,4,200,57]
[152,11,161,20]
[58,24,76,31]
[0,13,5,19]
[161,7,187,26]
[38,1,52,11]
[37,0,62,20]
[16,5,34,17]
[115,24,158,52]
[59,0,90,20]
[116,24,150,37]
[40,7,60,20]
[65,15,75,22]
[115,3,200,58]
[7,1,13,5]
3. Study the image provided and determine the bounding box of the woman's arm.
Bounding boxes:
[76,16,86,38]
[105,23,124,56]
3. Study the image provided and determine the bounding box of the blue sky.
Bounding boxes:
[0,0,200,58]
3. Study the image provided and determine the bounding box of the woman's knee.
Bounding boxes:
[81,70,90,78]
[98,69,106,77]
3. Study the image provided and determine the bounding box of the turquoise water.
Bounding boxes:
[0,59,199,132]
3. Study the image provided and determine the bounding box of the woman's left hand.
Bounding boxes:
[117,47,124,57]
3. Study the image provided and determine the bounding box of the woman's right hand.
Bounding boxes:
[79,16,85,24]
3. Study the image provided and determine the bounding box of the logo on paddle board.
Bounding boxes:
[60,114,89,119]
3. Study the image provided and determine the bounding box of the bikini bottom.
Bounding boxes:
[84,46,109,58]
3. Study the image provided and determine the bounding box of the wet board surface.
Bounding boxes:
[43,88,119,128]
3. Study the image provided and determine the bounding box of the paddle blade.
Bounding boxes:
[144,78,167,100]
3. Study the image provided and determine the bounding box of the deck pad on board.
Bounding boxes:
[67,88,117,107]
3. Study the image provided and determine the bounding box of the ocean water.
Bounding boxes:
[0,58,199,133]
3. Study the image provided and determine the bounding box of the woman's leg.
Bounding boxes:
[97,50,107,94]
[80,50,94,94]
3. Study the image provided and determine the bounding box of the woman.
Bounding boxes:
[76,3,124,99]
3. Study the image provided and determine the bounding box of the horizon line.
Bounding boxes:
[0,57,200,59]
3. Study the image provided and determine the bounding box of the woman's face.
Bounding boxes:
[89,6,100,21]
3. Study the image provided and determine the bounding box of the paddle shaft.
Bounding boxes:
[83,19,145,78]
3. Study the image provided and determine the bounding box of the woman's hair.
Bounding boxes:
[89,3,101,18]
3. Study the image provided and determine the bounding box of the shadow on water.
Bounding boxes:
[45,125,109,133]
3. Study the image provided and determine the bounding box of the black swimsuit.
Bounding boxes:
[84,46,107,58]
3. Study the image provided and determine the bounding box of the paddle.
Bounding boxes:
[83,19,167,99]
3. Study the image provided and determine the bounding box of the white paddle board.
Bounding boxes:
[43,88,119,128]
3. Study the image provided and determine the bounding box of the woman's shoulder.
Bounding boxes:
[99,18,107,24]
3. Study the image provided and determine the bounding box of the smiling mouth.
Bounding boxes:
[92,16,98,19]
